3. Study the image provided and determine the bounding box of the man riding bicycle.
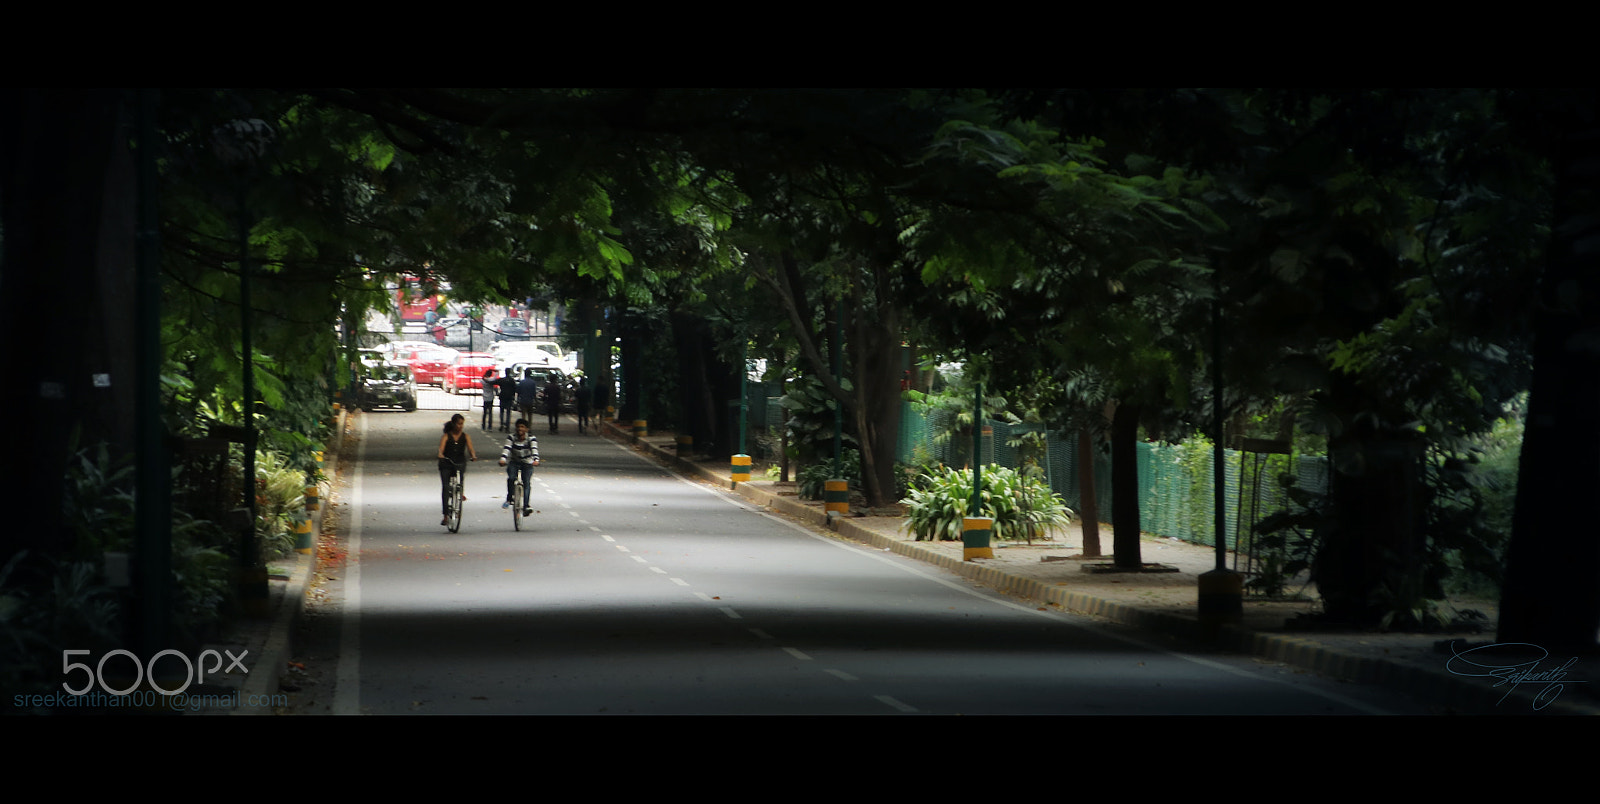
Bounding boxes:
[499,418,540,516]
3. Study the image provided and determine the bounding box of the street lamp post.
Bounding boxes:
[213,117,274,617]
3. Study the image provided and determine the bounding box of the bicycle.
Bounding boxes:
[445,459,465,533]
[510,469,523,531]
[501,456,538,531]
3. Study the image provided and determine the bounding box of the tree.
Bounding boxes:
[907,105,1223,568]
[1497,90,1600,652]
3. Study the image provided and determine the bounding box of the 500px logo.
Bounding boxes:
[61,648,250,696]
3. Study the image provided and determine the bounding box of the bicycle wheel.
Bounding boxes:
[447,473,463,533]
[512,477,522,531]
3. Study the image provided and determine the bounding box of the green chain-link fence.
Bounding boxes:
[898,403,1328,552]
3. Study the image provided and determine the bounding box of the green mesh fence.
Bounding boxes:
[898,401,1325,552]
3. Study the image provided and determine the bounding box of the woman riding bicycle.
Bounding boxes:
[437,417,478,525]
[499,418,540,516]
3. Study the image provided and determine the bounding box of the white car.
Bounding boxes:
[491,342,559,375]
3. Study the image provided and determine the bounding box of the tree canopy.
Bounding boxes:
[3,87,1590,646]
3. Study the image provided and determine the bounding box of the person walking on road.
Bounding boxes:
[499,418,540,516]
[574,373,591,435]
[480,368,498,431]
[517,367,541,427]
[437,418,477,526]
[541,376,562,434]
[495,370,517,431]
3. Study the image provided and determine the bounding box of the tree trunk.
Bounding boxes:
[1110,402,1143,569]
[0,89,128,561]
[1498,96,1600,652]
[848,286,904,509]
[1314,435,1424,626]
[1077,426,1102,557]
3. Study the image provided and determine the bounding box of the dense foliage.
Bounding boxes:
[3,87,1586,652]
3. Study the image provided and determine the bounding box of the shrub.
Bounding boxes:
[797,448,860,501]
[903,464,1074,543]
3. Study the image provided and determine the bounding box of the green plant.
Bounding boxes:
[797,448,860,501]
[902,464,1074,543]
[252,449,308,561]
[781,375,856,465]
[0,551,126,703]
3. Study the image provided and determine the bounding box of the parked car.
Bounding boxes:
[393,345,457,386]
[507,363,576,412]
[434,317,476,349]
[491,342,558,377]
[443,352,498,394]
[357,363,417,412]
[374,340,439,360]
[495,317,530,342]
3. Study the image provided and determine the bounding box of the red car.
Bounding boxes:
[395,345,457,386]
[443,352,498,394]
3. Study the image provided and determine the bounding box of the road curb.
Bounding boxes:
[348,420,1600,716]
[232,405,344,714]
[707,458,1597,715]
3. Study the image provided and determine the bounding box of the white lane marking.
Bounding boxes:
[749,629,774,640]
[719,607,742,620]
[600,535,614,542]
[631,555,648,563]
[590,526,600,532]
[824,669,858,682]
[875,695,917,713]
[616,545,631,553]
[617,438,1408,717]
[603,427,1394,715]
[694,592,714,601]
[650,567,667,574]
[782,647,812,661]
[671,578,690,587]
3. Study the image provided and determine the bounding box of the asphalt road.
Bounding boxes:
[306,409,1437,715]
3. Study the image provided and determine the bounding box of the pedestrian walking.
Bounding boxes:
[542,376,562,433]
[480,369,497,431]
[495,370,517,431]
[574,373,591,435]
[517,367,540,426]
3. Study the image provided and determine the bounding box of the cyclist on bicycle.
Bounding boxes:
[438,417,478,525]
[499,418,540,516]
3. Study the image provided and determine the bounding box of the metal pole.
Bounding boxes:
[1199,264,1242,625]
[134,89,171,655]
[238,181,266,614]
[1212,278,1226,570]
[832,299,842,477]
[972,380,983,512]
[738,338,748,456]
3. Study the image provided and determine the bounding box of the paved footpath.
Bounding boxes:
[228,413,1599,716]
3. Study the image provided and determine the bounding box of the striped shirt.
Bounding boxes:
[501,434,539,465]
